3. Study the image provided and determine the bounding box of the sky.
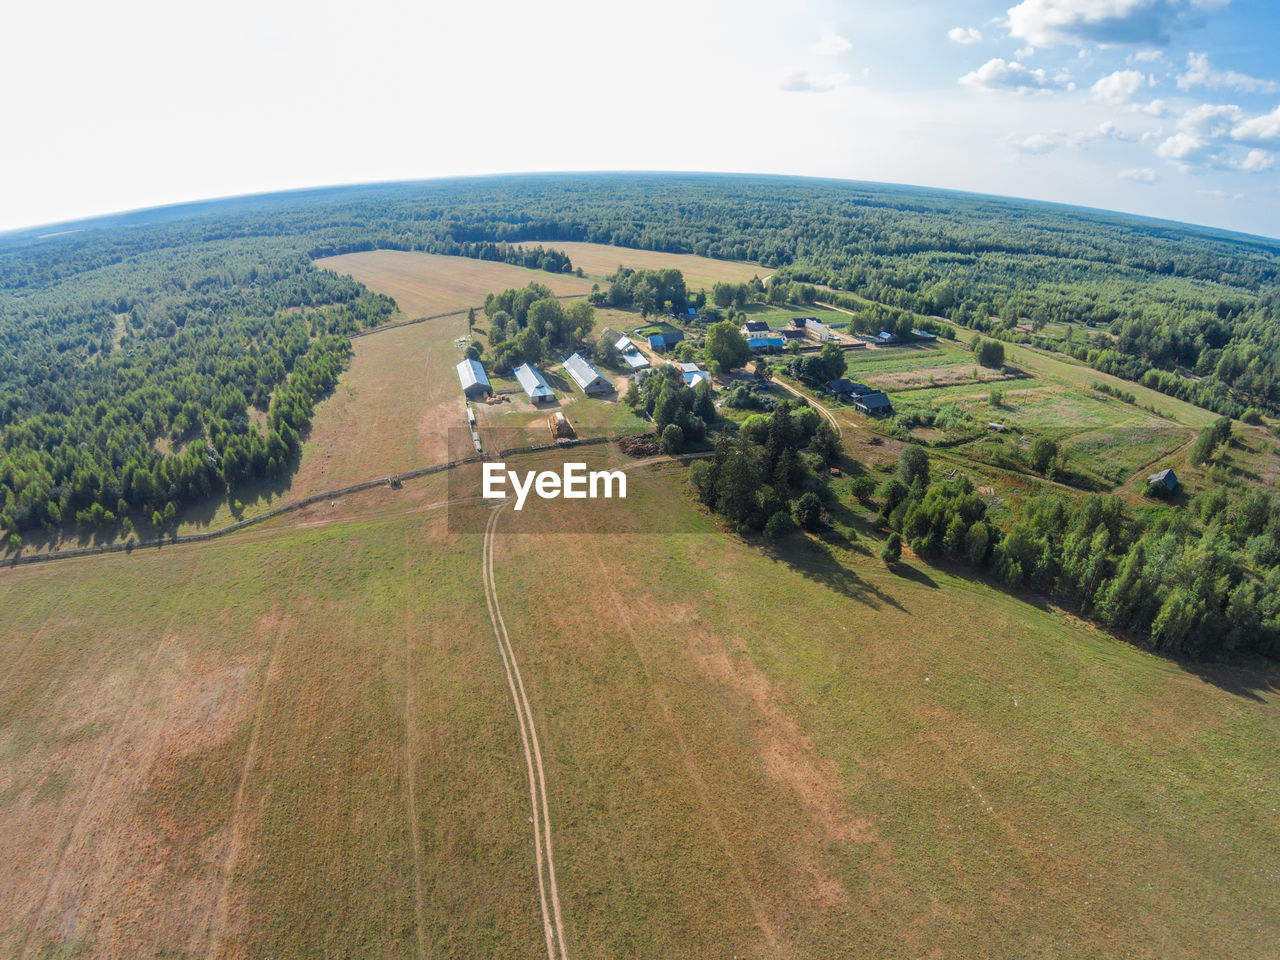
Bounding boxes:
[2,0,1279,237]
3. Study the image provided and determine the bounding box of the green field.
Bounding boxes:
[1,455,1277,958]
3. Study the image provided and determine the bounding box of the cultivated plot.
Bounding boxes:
[314,250,595,319]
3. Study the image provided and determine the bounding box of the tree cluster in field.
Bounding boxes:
[972,337,1005,369]
[624,365,715,454]
[688,401,840,540]
[784,343,848,386]
[876,444,1280,659]
[722,382,778,412]
[590,267,689,316]
[0,238,392,536]
[482,283,595,371]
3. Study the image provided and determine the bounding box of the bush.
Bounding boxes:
[974,337,1005,369]
[764,510,794,541]
[1242,407,1264,425]
[792,491,823,530]
[849,475,876,501]
[880,532,902,564]
[660,423,684,454]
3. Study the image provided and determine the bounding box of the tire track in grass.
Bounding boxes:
[481,503,568,960]
[202,554,304,960]
[17,570,201,960]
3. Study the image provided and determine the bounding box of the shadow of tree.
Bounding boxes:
[767,533,904,611]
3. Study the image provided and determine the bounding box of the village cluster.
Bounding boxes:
[452,312,936,451]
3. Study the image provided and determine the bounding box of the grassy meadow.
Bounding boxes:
[2,455,1277,959]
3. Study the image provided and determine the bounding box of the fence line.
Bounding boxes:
[4,432,642,569]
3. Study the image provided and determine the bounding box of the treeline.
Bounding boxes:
[0,237,393,535]
[876,446,1280,659]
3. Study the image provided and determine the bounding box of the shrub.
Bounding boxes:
[660,423,684,454]
[792,491,823,530]
[880,532,902,564]
[764,510,795,541]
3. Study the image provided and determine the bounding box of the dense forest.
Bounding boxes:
[3,172,1279,542]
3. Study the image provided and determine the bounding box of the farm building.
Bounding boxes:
[747,336,784,352]
[598,327,624,345]
[743,320,770,334]
[614,334,638,354]
[678,362,711,388]
[563,353,613,394]
[456,358,492,398]
[623,351,650,371]
[877,330,898,344]
[514,363,555,404]
[778,329,806,342]
[855,391,893,415]
[912,328,938,341]
[826,378,871,398]
[647,331,685,352]
[1148,468,1179,492]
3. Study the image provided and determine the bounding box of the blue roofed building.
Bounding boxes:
[747,336,784,352]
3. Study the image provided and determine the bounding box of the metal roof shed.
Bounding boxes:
[514,363,555,403]
[563,353,612,394]
[456,358,492,398]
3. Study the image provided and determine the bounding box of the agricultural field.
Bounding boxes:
[314,250,595,319]
[532,240,765,290]
[2,454,1276,959]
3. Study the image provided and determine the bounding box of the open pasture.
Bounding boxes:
[314,250,595,319]
[1,454,1277,958]
[533,241,764,290]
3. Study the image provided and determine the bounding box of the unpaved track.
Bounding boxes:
[762,370,844,439]
[482,504,569,960]
[402,527,429,960]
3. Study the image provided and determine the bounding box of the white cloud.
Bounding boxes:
[1013,131,1072,153]
[1156,131,1203,160]
[948,26,983,44]
[1010,122,1124,154]
[1231,106,1280,142]
[1006,0,1224,49]
[1119,167,1158,183]
[779,70,848,93]
[1233,148,1276,172]
[959,58,1072,93]
[1090,69,1147,104]
[1138,98,1169,116]
[1132,49,1164,63]
[1198,189,1246,201]
[813,31,852,57]
[1177,52,1278,94]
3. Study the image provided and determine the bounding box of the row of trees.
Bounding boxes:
[873,445,1280,659]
